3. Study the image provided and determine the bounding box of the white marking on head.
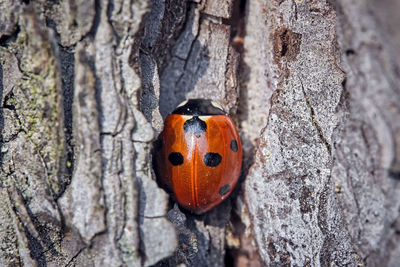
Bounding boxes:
[198,116,211,121]
[176,100,188,108]
[181,115,193,120]
[211,101,225,111]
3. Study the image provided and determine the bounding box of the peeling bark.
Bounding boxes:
[0,0,399,266]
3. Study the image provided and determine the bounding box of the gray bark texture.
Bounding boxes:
[0,0,399,266]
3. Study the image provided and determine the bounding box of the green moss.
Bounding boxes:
[26,130,33,138]
[28,116,36,124]
[10,20,67,197]
[5,94,17,107]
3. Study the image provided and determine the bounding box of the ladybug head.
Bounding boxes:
[172,99,226,116]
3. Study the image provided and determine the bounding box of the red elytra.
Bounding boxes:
[154,99,242,214]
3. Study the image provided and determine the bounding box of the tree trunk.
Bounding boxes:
[0,0,399,266]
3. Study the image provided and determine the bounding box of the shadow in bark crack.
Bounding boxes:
[157,4,210,119]
[236,34,255,179]
[57,46,75,197]
[153,204,231,267]
[157,35,211,118]
[0,63,4,166]
[139,2,208,123]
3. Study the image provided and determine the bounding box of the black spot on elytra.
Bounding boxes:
[230,140,238,152]
[183,116,207,134]
[168,152,184,166]
[204,153,222,167]
[219,184,231,196]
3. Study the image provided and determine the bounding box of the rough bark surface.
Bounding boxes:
[0,0,399,267]
[240,0,400,266]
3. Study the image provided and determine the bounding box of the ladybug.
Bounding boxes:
[154,99,242,214]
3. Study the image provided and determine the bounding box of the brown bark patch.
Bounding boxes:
[273,27,302,66]
[267,236,277,261]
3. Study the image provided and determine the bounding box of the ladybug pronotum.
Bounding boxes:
[154,99,242,214]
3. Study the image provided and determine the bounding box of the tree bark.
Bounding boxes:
[0,0,399,266]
